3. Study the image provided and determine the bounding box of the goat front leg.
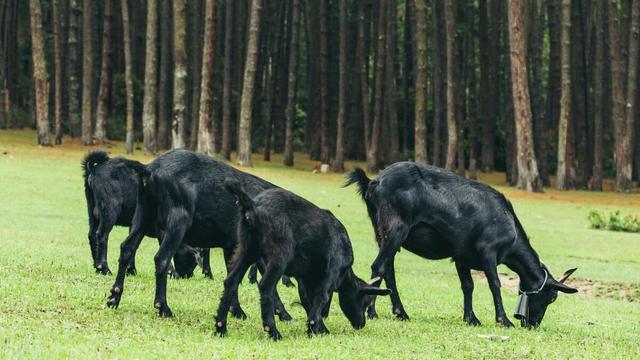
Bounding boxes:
[482,253,514,328]
[106,227,145,309]
[201,248,212,279]
[455,261,481,326]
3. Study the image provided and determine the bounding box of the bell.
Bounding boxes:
[513,293,529,320]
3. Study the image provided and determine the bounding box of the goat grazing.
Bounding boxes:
[82,150,210,278]
[105,150,292,321]
[215,180,391,340]
[346,163,577,328]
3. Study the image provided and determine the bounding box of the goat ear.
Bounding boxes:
[552,280,578,294]
[557,268,577,283]
[359,286,392,296]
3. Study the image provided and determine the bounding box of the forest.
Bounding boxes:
[0,0,639,192]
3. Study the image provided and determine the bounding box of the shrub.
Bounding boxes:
[588,209,640,233]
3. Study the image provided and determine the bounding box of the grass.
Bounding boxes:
[0,129,639,358]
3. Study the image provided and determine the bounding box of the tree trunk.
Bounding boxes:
[528,0,548,184]
[367,0,386,172]
[95,0,114,143]
[546,0,561,181]
[589,0,605,190]
[357,0,371,164]
[221,0,234,159]
[571,0,589,189]
[318,0,330,164]
[431,0,443,166]
[52,0,63,144]
[171,0,187,149]
[334,0,347,172]
[81,0,94,145]
[508,0,543,192]
[142,0,158,154]
[157,0,172,150]
[467,0,478,180]
[67,0,81,138]
[29,0,51,145]
[189,0,204,150]
[611,0,639,191]
[385,0,399,165]
[444,0,457,171]
[236,0,262,166]
[197,0,217,155]
[557,0,574,190]
[121,0,135,153]
[283,0,300,167]
[412,0,427,164]
[480,0,496,172]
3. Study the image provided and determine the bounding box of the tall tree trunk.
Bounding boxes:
[357,0,371,164]
[52,0,63,144]
[197,0,217,155]
[611,0,639,191]
[334,0,347,172]
[444,0,457,171]
[236,0,262,166]
[467,0,478,180]
[283,0,300,167]
[557,0,574,190]
[571,0,589,189]
[413,0,427,164]
[221,0,234,159]
[171,0,187,149]
[189,0,204,150]
[29,0,51,145]
[480,0,496,172]
[81,0,94,145]
[546,0,561,180]
[121,0,135,153]
[318,0,330,164]
[590,0,605,190]
[157,0,172,150]
[529,0,548,184]
[431,0,443,166]
[142,0,158,154]
[95,0,114,143]
[385,0,399,164]
[367,0,386,172]
[67,0,81,138]
[508,0,543,192]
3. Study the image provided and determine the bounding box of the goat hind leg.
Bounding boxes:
[107,228,145,309]
[258,266,285,340]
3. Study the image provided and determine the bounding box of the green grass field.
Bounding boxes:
[1,130,639,358]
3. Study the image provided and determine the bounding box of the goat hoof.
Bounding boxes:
[393,308,410,321]
[267,327,282,341]
[497,317,514,328]
[106,291,121,309]
[96,266,112,276]
[276,308,292,322]
[281,276,295,288]
[203,269,213,279]
[125,267,137,276]
[156,303,173,318]
[231,306,247,320]
[307,321,329,336]
[366,307,378,320]
[215,320,227,337]
[464,313,481,326]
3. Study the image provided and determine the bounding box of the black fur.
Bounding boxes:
[215,180,390,340]
[346,163,577,328]
[82,150,210,278]
[105,150,292,321]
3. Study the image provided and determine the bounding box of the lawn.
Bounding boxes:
[0,130,639,358]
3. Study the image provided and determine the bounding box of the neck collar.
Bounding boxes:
[519,269,548,295]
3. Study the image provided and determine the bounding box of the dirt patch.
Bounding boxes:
[472,272,640,303]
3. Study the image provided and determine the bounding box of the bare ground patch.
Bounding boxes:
[473,272,640,303]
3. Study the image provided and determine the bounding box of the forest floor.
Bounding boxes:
[0,129,639,358]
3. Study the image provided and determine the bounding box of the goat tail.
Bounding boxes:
[344,167,371,201]
[82,150,110,181]
[224,180,256,226]
[120,158,150,177]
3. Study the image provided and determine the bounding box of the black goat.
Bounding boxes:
[82,150,210,278]
[346,163,577,328]
[105,150,292,321]
[215,180,391,340]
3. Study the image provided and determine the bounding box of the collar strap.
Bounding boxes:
[519,269,548,295]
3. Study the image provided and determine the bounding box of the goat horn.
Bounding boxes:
[367,277,381,285]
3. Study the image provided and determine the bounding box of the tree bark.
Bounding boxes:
[236,0,262,166]
[557,0,574,190]
[444,0,457,171]
[318,0,330,164]
[413,0,427,164]
[590,0,605,190]
[95,0,114,143]
[431,0,443,166]
[367,0,386,172]
[81,0,94,145]
[196,0,217,155]
[571,0,589,189]
[467,0,478,180]
[357,0,371,164]
[142,0,158,154]
[528,0,548,184]
[334,0,347,172]
[121,0,135,153]
[52,0,63,144]
[157,0,172,150]
[67,0,81,138]
[29,0,51,145]
[508,0,543,192]
[283,0,300,167]
[189,0,204,150]
[221,0,234,159]
[385,0,399,165]
[171,0,187,149]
